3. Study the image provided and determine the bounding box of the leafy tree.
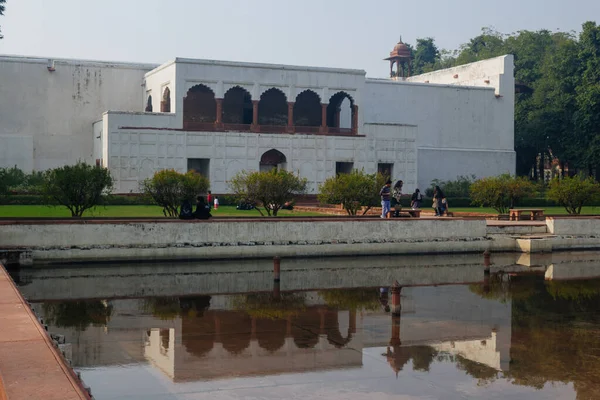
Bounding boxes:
[546,175,600,214]
[574,22,600,177]
[41,161,113,217]
[318,169,386,215]
[470,174,535,214]
[229,168,307,216]
[141,169,209,218]
[412,38,440,75]
[0,0,5,39]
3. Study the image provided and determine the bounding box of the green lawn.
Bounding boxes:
[449,206,600,215]
[0,205,325,218]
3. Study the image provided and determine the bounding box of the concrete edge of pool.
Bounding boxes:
[1,217,600,265]
[0,264,92,400]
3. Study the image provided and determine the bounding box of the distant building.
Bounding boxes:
[0,40,515,193]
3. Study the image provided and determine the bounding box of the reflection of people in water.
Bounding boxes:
[379,287,390,312]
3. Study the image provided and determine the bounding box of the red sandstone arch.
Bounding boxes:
[256,318,287,352]
[258,88,287,126]
[145,95,153,112]
[324,310,353,348]
[184,84,216,128]
[326,91,354,130]
[294,90,321,127]
[223,86,253,124]
[220,312,252,355]
[260,149,287,167]
[181,313,216,359]
[161,87,171,113]
[292,309,321,349]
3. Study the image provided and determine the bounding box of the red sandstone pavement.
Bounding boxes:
[0,266,90,400]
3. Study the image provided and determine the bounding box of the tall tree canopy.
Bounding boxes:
[407,22,600,180]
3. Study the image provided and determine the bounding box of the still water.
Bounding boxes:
[9,252,600,400]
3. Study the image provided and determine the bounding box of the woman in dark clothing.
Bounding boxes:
[193,196,212,220]
[433,186,445,217]
[411,188,423,209]
[179,199,194,220]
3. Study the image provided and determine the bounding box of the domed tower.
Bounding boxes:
[384,37,412,79]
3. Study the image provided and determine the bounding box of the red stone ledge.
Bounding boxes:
[0,264,91,400]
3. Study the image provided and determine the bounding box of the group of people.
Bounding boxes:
[379,180,447,218]
[179,191,216,220]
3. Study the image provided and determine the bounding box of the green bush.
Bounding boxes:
[229,168,308,216]
[470,175,536,214]
[141,169,210,218]
[318,170,387,215]
[425,175,476,198]
[41,161,114,217]
[547,176,600,214]
[0,166,46,195]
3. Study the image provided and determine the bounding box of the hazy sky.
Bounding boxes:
[0,0,598,77]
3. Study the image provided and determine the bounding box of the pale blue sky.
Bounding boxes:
[0,0,598,77]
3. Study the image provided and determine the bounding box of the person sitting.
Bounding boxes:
[193,196,212,220]
[179,199,194,220]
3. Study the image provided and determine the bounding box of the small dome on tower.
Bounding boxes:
[390,40,411,59]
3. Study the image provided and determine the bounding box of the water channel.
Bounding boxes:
[8,252,600,400]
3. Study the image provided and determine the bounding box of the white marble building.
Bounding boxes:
[0,44,515,194]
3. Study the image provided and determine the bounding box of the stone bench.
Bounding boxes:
[510,209,545,221]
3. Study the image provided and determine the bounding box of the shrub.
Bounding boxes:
[470,175,535,214]
[229,168,308,216]
[426,175,476,198]
[547,176,600,214]
[318,170,387,215]
[0,166,26,195]
[41,161,114,217]
[0,166,46,195]
[141,169,210,217]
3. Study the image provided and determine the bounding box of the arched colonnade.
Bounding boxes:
[175,85,359,134]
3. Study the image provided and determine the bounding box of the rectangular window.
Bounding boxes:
[378,163,394,178]
[336,162,354,175]
[187,158,210,178]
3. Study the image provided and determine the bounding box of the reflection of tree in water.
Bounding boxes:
[319,288,380,311]
[385,346,439,374]
[142,296,211,320]
[455,355,498,385]
[232,292,307,319]
[472,275,600,399]
[42,300,113,332]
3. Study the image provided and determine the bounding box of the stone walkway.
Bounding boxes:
[0,265,90,400]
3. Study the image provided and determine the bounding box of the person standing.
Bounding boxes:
[411,188,423,209]
[433,186,445,217]
[213,196,219,210]
[380,179,392,219]
[206,191,213,209]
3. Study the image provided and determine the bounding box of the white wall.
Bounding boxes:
[144,61,176,113]
[0,56,155,171]
[365,55,515,190]
[103,113,416,193]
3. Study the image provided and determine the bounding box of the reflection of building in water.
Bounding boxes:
[34,285,512,382]
[145,308,361,382]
